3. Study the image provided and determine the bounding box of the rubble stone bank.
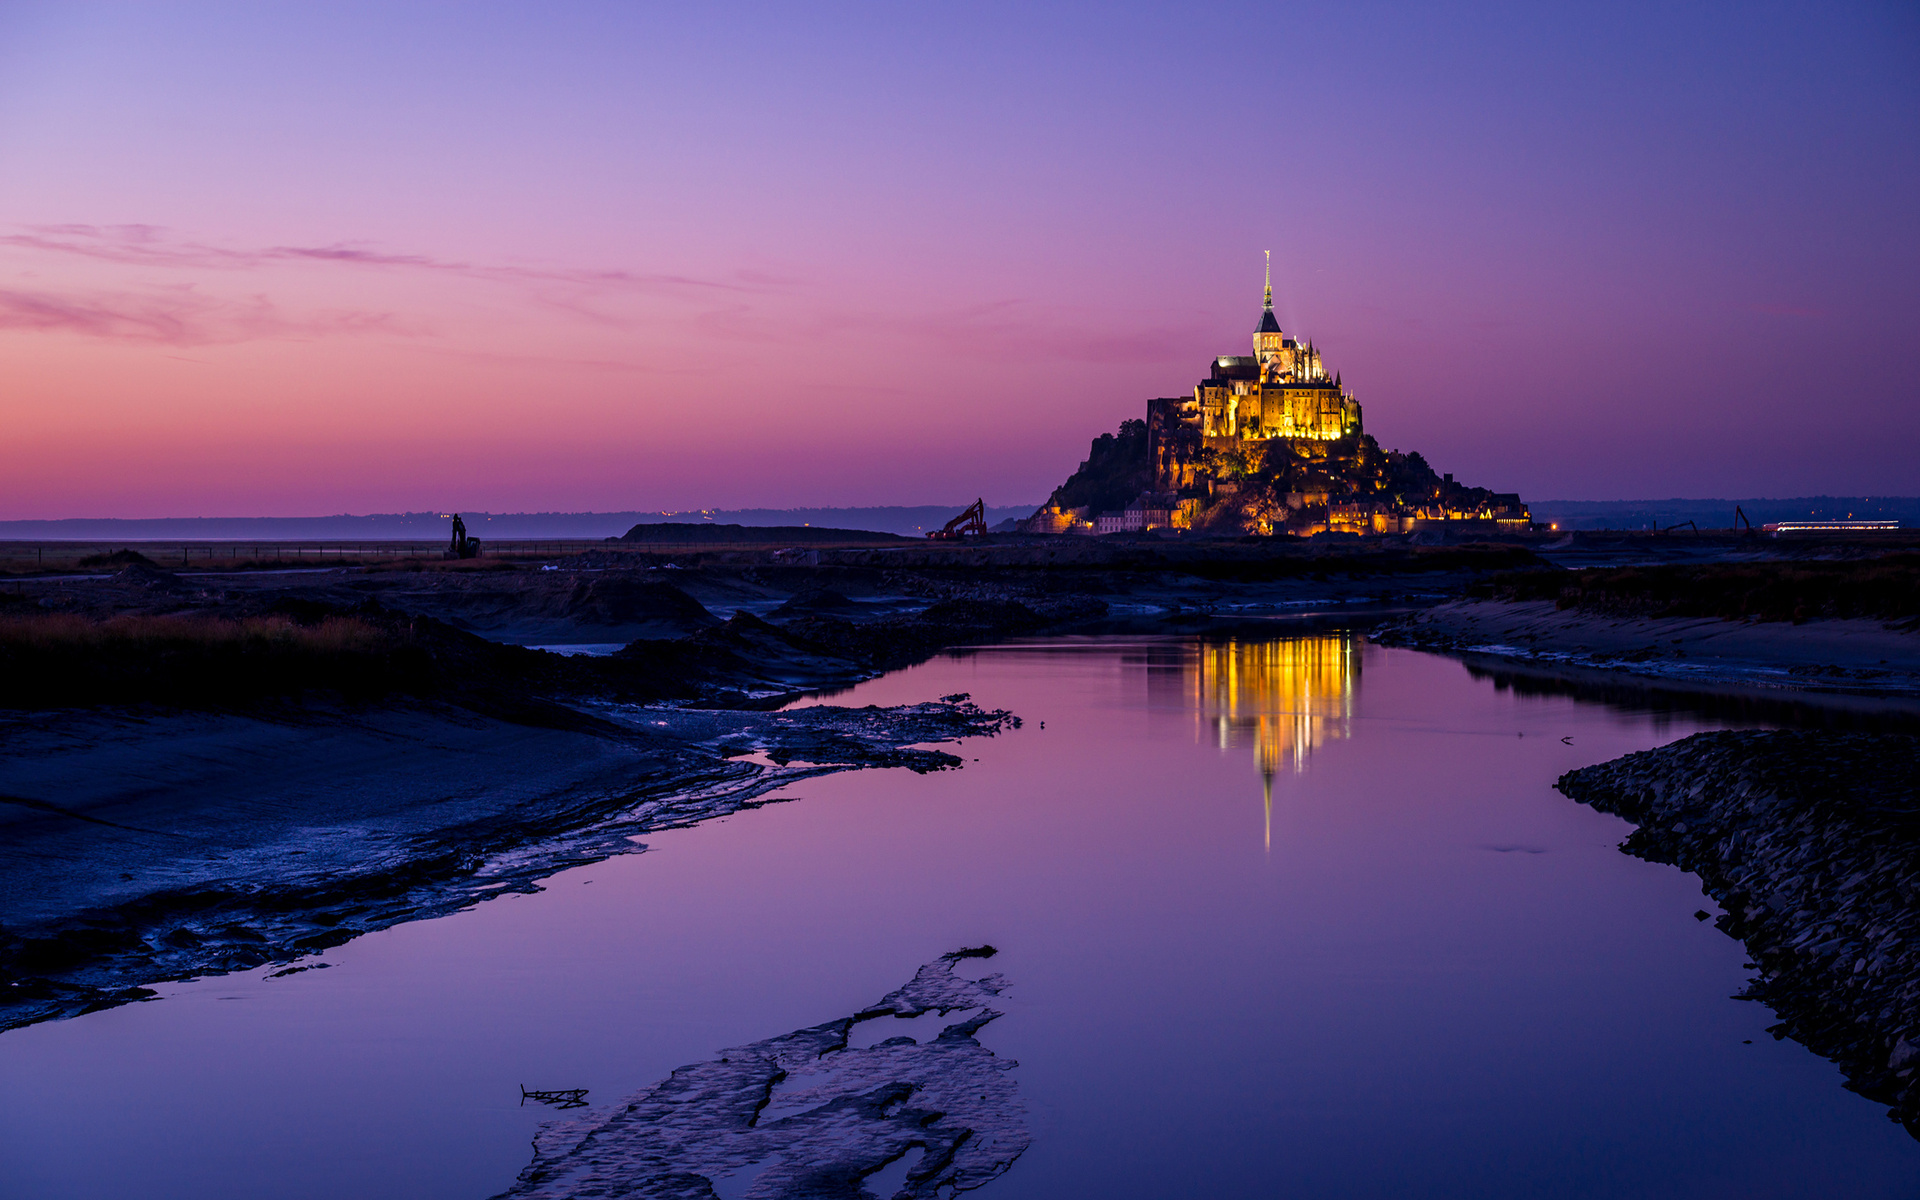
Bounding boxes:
[1557,731,1920,1137]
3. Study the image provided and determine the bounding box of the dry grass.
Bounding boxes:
[0,612,396,652]
[0,612,420,707]
[1479,555,1920,625]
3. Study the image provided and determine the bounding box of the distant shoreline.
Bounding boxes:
[0,505,1041,541]
[0,496,1912,540]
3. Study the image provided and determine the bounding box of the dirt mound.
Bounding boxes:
[537,575,719,632]
[78,549,159,569]
[768,587,860,617]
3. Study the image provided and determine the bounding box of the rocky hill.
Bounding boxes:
[1036,418,1528,537]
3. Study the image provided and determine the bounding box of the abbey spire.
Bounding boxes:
[1256,250,1282,336]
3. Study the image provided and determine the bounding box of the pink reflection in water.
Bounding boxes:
[0,635,1914,1200]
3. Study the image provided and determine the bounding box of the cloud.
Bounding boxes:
[0,223,787,345]
[0,224,776,299]
[0,287,409,346]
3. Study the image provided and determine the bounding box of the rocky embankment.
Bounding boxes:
[1558,731,1920,1138]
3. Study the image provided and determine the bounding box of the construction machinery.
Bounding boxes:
[927,499,989,541]
[446,512,483,558]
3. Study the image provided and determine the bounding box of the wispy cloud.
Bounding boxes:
[0,223,794,343]
[0,224,779,298]
[0,287,409,346]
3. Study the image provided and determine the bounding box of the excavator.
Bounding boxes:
[927,498,989,540]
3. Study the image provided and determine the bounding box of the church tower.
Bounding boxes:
[1253,251,1287,377]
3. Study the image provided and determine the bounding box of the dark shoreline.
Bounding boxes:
[1559,731,1920,1140]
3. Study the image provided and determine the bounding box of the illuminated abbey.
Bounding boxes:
[1031,255,1531,537]
[1188,251,1362,446]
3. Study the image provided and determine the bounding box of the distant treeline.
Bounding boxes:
[1528,497,1920,531]
[0,505,1038,541]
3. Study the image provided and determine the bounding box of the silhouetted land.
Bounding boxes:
[3,534,1914,1079]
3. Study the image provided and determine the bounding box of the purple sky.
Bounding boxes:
[0,2,1914,517]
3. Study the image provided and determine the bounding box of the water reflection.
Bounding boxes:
[8,634,1917,1199]
[1172,635,1358,848]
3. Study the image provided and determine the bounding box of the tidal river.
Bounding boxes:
[4,630,1917,1198]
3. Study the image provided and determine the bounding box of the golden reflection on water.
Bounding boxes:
[1189,635,1358,849]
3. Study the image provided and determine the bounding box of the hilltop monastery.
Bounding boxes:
[1187,255,1361,445]
[1029,257,1531,536]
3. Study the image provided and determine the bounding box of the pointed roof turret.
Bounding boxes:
[1256,250,1282,333]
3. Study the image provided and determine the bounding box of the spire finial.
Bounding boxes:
[1263,250,1273,310]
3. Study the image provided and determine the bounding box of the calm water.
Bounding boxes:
[4,633,1917,1198]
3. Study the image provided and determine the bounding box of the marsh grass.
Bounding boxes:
[0,612,394,651]
[1479,555,1920,625]
[0,612,426,706]
[74,549,158,569]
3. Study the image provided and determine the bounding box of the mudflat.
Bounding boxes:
[1382,599,1920,702]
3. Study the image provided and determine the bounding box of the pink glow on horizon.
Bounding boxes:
[0,2,1914,519]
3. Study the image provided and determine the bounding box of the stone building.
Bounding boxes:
[1040,255,1531,537]
[1149,254,1363,492]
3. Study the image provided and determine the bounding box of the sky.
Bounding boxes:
[0,1,1914,518]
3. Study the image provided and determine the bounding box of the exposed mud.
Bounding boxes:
[1378,599,1920,712]
[1558,731,1920,1139]
[0,698,1016,1034]
[494,948,1027,1200]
